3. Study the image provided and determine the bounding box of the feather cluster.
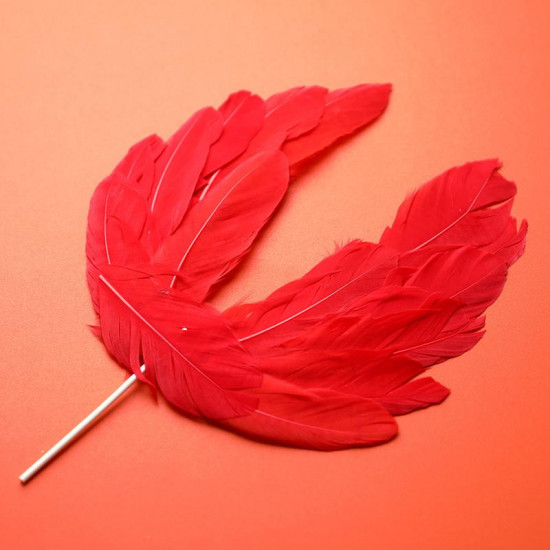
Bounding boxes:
[86,84,526,450]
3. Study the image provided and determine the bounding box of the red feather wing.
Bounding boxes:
[86,86,527,452]
[223,160,526,429]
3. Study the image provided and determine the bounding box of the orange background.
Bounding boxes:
[1,1,549,548]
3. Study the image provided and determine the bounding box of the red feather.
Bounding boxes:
[86,85,526,451]
[283,84,392,177]
[219,161,526,447]
[148,108,222,241]
[155,151,289,301]
[201,91,265,178]
[218,375,398,450]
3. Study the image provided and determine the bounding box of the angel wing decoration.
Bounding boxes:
[86,84,525,449]
[20,83,526,482]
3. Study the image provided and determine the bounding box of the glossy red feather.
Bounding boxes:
[86,85,526,451]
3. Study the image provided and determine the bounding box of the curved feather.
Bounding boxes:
[283,83,392,177]
[221,160,525,434]
[155,152,289,300]
[219,376,398,451]
[225,162,526,357]
[380,159,520,253]
[148,107,223,239]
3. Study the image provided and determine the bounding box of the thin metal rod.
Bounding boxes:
[19,365,146,484]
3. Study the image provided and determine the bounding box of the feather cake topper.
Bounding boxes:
[20,84,526,481]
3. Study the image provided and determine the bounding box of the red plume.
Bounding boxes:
[86,85,526,451]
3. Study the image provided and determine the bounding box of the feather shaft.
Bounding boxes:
[19,365,146,484]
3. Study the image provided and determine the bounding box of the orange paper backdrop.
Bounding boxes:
[1,1,549,548]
